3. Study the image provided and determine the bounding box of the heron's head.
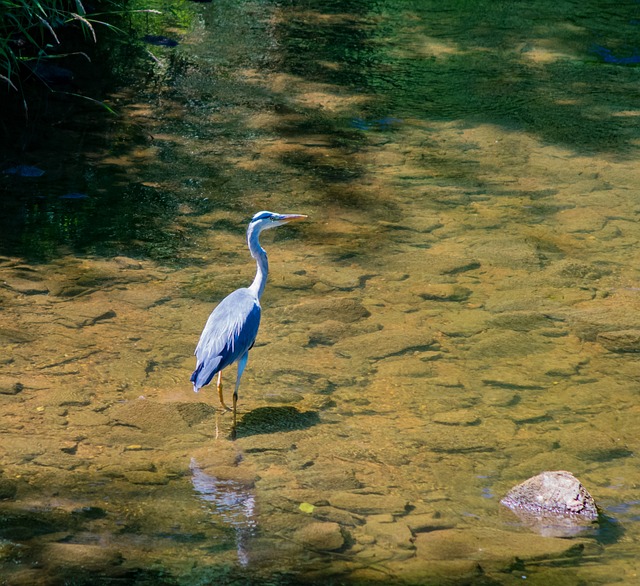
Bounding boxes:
[250,211,307,232]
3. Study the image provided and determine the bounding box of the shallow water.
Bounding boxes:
[2,0,640,584]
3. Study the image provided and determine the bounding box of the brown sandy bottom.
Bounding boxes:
[2,6,640,585]
[2,118,640,584]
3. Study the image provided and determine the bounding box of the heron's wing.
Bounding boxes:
[191,288,261,391]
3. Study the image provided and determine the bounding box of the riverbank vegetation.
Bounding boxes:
[2,0,118,90]
[0,0,182,116]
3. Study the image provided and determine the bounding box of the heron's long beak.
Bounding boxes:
[281,214,307,223]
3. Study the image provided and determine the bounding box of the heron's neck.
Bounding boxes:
[247,226,268,299]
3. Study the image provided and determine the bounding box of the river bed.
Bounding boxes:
[1,1,640,584]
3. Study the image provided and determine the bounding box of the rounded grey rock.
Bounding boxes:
[501,470,597,519]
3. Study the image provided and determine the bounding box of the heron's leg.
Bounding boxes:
[232,352,249,431]
[232,392,238,433]
[217,371,231,412]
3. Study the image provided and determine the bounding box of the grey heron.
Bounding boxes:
[191,211,307,433]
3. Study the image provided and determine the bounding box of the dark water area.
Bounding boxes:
[1,0,640,584]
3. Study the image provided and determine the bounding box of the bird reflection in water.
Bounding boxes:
[190,458,257,567]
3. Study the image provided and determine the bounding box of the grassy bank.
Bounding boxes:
[1,0,110,90]
[0,0,176,108]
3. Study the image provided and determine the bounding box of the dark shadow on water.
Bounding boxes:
[595,513,626,546]
[0,505,176,584]
[3,0,640,263]
[236,406,320,437]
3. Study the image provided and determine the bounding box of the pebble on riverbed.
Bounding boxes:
[0,377,23,396]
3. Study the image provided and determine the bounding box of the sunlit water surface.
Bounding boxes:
[1,0,640,584]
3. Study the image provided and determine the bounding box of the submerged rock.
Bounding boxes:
[0,478,18,500]
[3,277,49,296]
[59,192,90,200]
[2,165,45,177]
[113,256,143,270]
[417,284,472,302]
[298,465,361,491]
[143,35,179,47]
[501,471,598,537]
[294,522,345,551]
[597,330,640,353]
[285,297,371,324]
[0,327,35,344]
[30,63,74,85]
[124,471,171,485]
[329,492,409,516]
[410,526,589,573]
[42,543,123,571]
[363,515,414,550]
[350,116,403,131]
[346,329,437,362]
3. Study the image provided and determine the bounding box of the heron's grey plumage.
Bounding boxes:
[191,288,260,392]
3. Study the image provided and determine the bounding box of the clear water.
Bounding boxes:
[1,0,640,584]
